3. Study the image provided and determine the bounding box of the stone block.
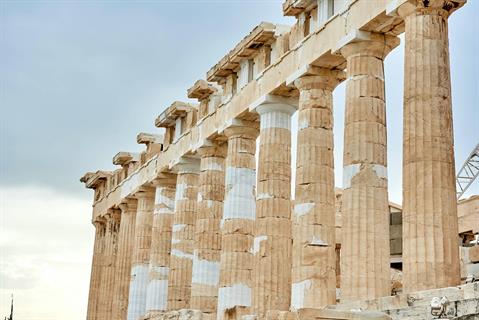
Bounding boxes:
[469,246,479,263]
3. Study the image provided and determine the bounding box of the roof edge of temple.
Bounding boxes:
[155,101,197,128]
[206,21,278,83]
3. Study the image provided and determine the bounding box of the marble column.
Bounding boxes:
[146,181,176,315]
[339,32,399,301]
[97,209,121,320]
[252,102,295,317]
[217,123,258,320]
[167,160,200,310]
[127,189,156,320]
[399,1,460,293]
[291,69,345,310]
[112,199,138,320]
[191,144,226,313]
[87,217,106,320]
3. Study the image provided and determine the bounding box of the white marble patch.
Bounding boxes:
[170,249,193,260]
[172,224,186,232]
[260,110,291,130]
[372,164,388,180]
[175,183,187,200]
[294,202,315,218]
[298,118,309,130]
[256,193,273,200]
[343,164,361,189]
[291,279,312,310]
[145,279,168,312]
[217,283,252,312]
[310,237,329,246]
[127,263,149,320]
[251,235,267,254]
[191,255,220,286]
[155,187,175,208]
[223,167,256,222]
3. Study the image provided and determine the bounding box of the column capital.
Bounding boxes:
[135,187,156,200]
[334,30,400,59]
[197,142,227,158]
[255,103,296,116]
[170,157,200,174]
[151,173,177,187]
[249,94,298,114]
[287,65,346,90]
[106,208,121,223]
[293,68,346,91]
[390,0,465,19]
[119,199,137,214]
[223,121,260,140]
[93,216,106,228]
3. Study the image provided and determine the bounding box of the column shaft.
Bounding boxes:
[98,210,121,320]
[146,184,176,314]
[253,104,295,317]
[339,34,398,301]
[87,219,106,320]
[167,167,199,310]
[112,200,138,320]
[401,4,460,292]
[217,125,258,320]
[127,190,155,320]
[292,70,344,310]
[191,146,226,313]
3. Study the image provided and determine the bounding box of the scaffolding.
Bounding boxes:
[457,143,479,199]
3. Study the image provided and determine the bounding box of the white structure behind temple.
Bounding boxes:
[80,1,479,319]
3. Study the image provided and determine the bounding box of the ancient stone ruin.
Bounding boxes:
[80,1,479,319]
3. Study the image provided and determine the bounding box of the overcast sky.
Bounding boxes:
[1,1,478,319]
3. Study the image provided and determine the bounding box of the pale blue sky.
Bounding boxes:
[1,1,478,319]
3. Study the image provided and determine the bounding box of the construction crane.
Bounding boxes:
[457,143,479,199]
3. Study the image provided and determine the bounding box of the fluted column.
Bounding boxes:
[338,32,399,301]
[191,144,226,313]
[291,69,345,310]
[87,217,106,320]
[112,199,138,320]
[167,160,200,310]
[217,123,259,320]
[399,1,460,293]
[252,102,295,317]
[97,209,121,320]
[146,181,176,315]
[127,189,155,320]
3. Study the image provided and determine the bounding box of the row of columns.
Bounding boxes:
[86,2,460,319]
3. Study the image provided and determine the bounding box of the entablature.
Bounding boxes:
[88,0,421,219]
